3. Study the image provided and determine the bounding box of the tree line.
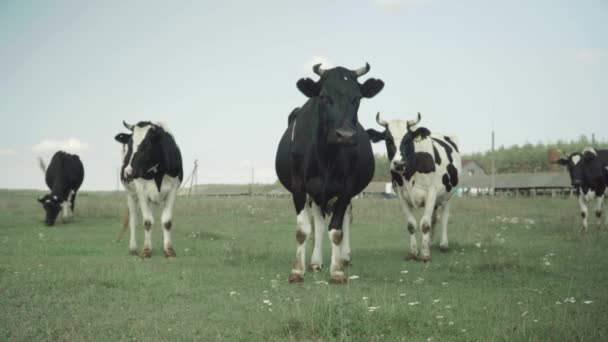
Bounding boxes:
[371,135,608,182]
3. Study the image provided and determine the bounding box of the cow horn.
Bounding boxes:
[353,62,370,77]
[313,63,326,77]
[406,112,422,131]
[123,121,134,131]
[376,112,388,128]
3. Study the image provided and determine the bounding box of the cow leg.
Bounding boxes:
[420,189,438,262]
[340,204,353,266]
[594,194,604,230]
[126,194,138,255]
[161,186,178,257]
[396,188,418,260]
[289,193,310,283]
[137,192,154,258]
[578,192,589,233]
[439,201,451,252]
[70,191,77,212]
[328,199,349,284]
[309,202,325,271]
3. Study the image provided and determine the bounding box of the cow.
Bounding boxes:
[555,148,608,232]
[366,112,461,262]
[275,62,384,284]
[38,151,84,226]
[114,121,183,258]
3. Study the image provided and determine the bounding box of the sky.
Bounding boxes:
[1,0,607,190]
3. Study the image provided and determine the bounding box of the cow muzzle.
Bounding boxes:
[329,126,357,146]
[391,159,406,173]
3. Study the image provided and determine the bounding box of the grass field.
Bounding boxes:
[1,190,608,341]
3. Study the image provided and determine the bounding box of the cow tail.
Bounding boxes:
[37,157,47,174]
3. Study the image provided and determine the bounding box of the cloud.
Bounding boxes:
[304,56,332,72]
[0,148,17,156]
[32,138,89,153]
[575,48,605,65]
[374,0,429,7]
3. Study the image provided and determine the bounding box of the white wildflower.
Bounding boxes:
[399,293,406,297]
[348,275,360,280]
[433,299,440,304]
[584,300,593,304]
[400,270,409,274]
[362,297,369,301]
[475,242,482,248]
[229,291,238,296]
[408,301,420,306]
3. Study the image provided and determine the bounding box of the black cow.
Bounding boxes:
[556,148,608,232]
[114,121,183,258]
[275,63,384,284]
[38,151,84,226]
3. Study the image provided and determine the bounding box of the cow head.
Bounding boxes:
[555,148,599,188]
[296,63,384,146]
[116,121,165,181]
[38,194,61,226]
[367,112,431,177]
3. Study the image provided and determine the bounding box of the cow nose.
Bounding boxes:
[391,160,405,172]
[335,127,356,145]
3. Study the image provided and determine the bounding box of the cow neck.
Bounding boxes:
[50,177,68,201]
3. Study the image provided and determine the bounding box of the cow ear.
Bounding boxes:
[360,78,384,98]
[413,127,431,140]
[114,133,131,144]
[296,78,321,98]
[366,129,386,143]
[555,158,569,165]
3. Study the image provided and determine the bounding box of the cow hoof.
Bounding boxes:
[141,248,152,258]
[405,253,418,261]
[439,245,449,253]
[308,264,323,272]
[129,249,139,256]
[288,273,304,284]
[330,274,348,284]
[420,255,431,263]
[164,247,176,258]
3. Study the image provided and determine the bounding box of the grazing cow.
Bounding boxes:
[38,151,84,226]
[367,112,461,262]
[275,62,384,284]
[555,148,608,232]
[114,121,183,257]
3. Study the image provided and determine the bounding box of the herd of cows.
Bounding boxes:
[36,63,608,284]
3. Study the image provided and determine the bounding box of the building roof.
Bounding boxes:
[459,172,570,189]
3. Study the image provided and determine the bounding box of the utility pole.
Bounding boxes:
[491,130,496,197]
[249,167,255,197]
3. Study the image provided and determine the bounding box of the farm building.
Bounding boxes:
[459,171,572,197]
[461,159,487,178]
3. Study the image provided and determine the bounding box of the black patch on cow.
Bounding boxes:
[405,152,435,180]
[432,138,453,163]
[442,174,452,192]
[391,171,403,187]
[433,145,441,165]
[447,163,459,188]
[366,129,386,143]
[444,136,459,153]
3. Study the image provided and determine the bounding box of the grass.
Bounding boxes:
[1,190,608,341]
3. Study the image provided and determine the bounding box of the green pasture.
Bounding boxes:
[1,190,607,341]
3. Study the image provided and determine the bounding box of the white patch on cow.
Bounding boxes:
[385,120,409,168]
[341,204,352,264]
[147,164,159,174]
[291,120,297,142]
[61,190,75,220]
[310,202,325,268]
[291,205,312,276]
[328,229,344,280]
[126,194,138,253]
[124,124,153,177]
[582,147,597,156]
[343,76,348,81]
[578,192,589,231]
[571,155,581,165]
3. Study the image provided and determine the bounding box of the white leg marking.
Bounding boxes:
[341,204,352,264]
[396,187,418,258]
[291,207,312,277]
[595,194,604,228]
[310,202,325,269]
[439,201,451,251]
[136,187,154,253]
[328,229,346,283]
[126,194,138,253]
[420,189,438,260]
[578,192,589,232]
[161,185,179,253]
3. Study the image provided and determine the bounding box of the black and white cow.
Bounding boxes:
[275,63,384,284]
[114,121,183,257]
[38,151,84,226]
[555,148,608,232]
[367,112,461,262]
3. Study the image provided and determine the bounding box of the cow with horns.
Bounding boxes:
[367,113,461,262]
[275,63,384,284]
[554,148,608,232]
[38,151,84,226]
[114,121,183,257]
